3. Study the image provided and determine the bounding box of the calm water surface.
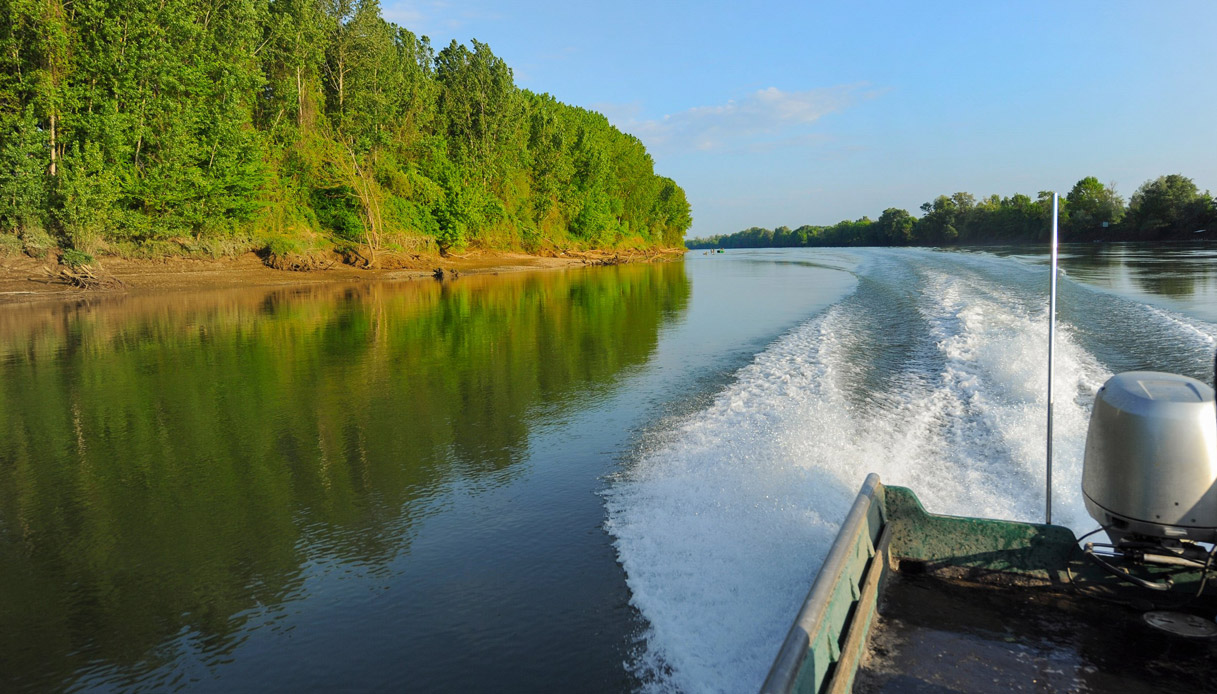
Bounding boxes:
[997,242,1217,323]
[1,244,1214,692]
[0,257,853,692]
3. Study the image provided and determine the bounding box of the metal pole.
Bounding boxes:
[1046,193,1059,525]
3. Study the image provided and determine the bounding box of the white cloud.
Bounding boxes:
[616,85,880,155]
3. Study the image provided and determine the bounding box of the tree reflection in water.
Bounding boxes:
[0,263,690,690]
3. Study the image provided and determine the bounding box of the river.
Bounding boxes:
[1,244,1215,692]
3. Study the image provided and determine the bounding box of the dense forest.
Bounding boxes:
[688,175,1216,249]
[0,0,691,267]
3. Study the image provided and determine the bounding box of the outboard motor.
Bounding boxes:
[1083,371,1217,557]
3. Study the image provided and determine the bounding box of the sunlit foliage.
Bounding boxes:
[0,0,691,260]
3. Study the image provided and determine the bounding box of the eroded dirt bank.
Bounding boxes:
[0,248,685,306]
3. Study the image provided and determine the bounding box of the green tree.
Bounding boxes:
[1125,174,1210,238]
[434,39,516,177]
[0,110,50,234]
[917,195,959,243]
[876,208,915,245]
[654,178,691,247]
[260,0,328,138]
[1065,177,1124,237]
[56,141,119,251]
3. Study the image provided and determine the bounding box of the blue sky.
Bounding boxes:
[382,1,1217,238]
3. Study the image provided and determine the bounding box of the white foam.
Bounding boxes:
[605,309,868,693]
[604,250,1115,693]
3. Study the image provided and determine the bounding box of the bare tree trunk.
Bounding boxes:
[134,93,147,167]
[342,144,380,267]
[49,110,56,176]
[337,41,345,114]
[296,65,305,127]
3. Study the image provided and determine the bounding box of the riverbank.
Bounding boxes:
[0,247,686,306]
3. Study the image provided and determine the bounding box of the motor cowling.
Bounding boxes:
[1082,371,1217,545]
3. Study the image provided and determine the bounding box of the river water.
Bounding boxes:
[1,244,1215,692]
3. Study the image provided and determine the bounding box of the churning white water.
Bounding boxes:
[603,248,1217,694]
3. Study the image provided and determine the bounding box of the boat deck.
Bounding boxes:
[854,570,1217,693]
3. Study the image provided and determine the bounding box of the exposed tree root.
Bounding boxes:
[46,263,125,289]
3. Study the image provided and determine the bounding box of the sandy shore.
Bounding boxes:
[0,248,685,306]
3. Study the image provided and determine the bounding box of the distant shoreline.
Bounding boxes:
[0,248,687,307]
[686,237,1217,251]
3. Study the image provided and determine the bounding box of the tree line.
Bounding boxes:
[687,175,1215,249]
[0,0,692,265]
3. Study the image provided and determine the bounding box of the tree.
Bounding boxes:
[1125,174,1210,238]
[434,39,515,177]
[987,194,1038,242]
[0,109,50,233]
[654,178,691,247]
[1065,177,1124,237]
[56,141,119,251]
[875,208,915,245]
[523,92,571,231]
[917,195,959,243]
[260,0,328,137]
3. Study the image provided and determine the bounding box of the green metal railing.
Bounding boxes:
[760,474,1080,694]
[760,474,888,694]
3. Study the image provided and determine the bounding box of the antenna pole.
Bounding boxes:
[1046,193,1059,525]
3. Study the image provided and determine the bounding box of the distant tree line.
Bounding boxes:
[0,0,691,265]
[687,175,1215,249]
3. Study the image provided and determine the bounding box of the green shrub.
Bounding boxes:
[20,225,56,259]
[61,248,95,268]
[0,233,23,257]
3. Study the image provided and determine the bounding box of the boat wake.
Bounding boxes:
[603,248,1217,693]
